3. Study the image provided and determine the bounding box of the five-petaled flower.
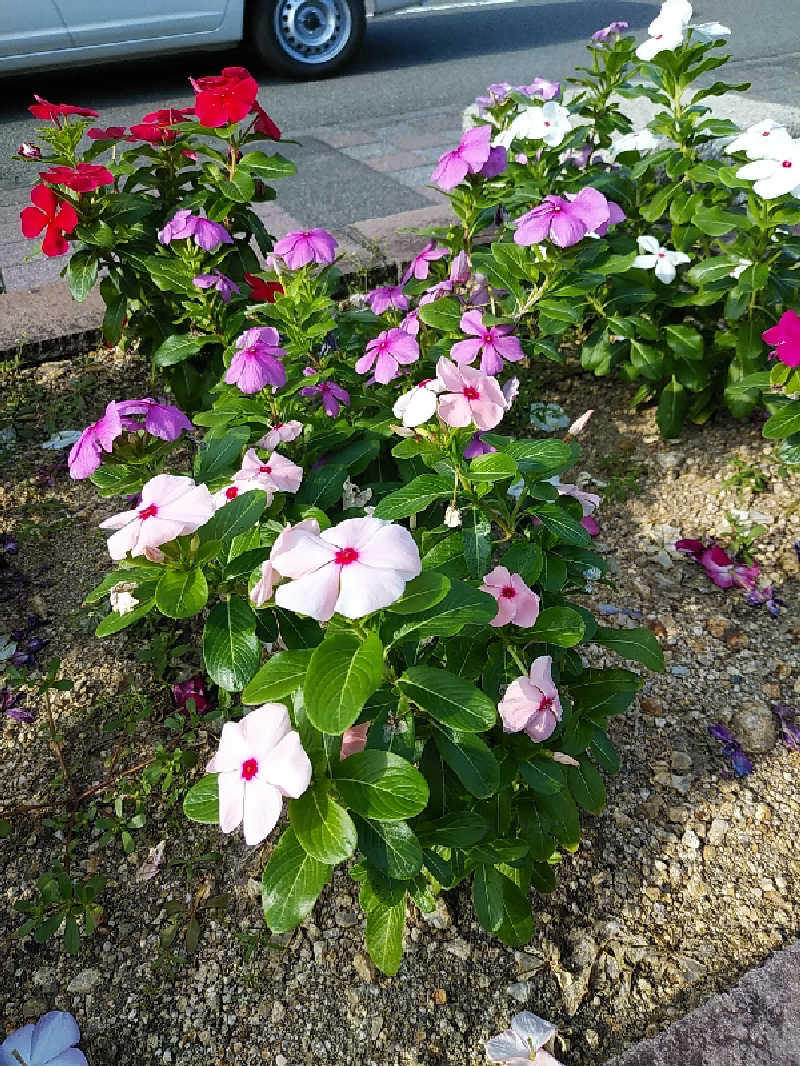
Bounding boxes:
[190,66,259,127]
[499,655,562,741]
[485,1011,562,1066]
[159,210,233,251]
[403,240,449,283]
[20,184,78,257]
[762,310,800,367]
[435,356,507,431]
[514,186,623,248]
[356,328,420,384]
[207,703,312,845]
[632,235,691,282]
[480,566,540,628]
[365,285,409,315]
[273,228,337,269]
[257,420,304,450]
[431,125,492,191]
[0,1009,88,1066]
[237,448,304,495]
[592,20,629,41]
[39,162,114,192]
[271,516,422,621]
[450,309,524,375]
[635,0,691,60]
[192,271,240,303]
[99,474,214,560]
[495,100,573,149]
[300,377,350,417]
[226,327,287,393]
[736,142,800,199]
[67,400,123,479]
[727,119,792,160]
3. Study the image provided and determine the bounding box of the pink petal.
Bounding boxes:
[498,677,538,732]
[260,730,312,796]
[451,337,484,364]
[352,521,422,577]
[438,394,473,427]
[242,778,283,844]
[271,529,335,578]
[275,562,341,620]
[217,771,245,833]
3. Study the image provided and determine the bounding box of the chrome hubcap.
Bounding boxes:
[274,0,351,63]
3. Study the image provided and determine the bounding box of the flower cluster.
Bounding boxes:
[68,398,192,479]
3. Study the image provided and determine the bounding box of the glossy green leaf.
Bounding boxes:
[354,815,423,879]
[566,757,607,814]
[262,828,333,933]
[289,780,358,864]
[194,427,249,483]
[202,596,260,692]
[155,567,208,619]
[472,865,505,932]
[593,626,664,670]
[304,632,384,734]
[398,666,496,732]
[386,572,450,615]
[242,649,313,703]
[334,750,429,821]
[373,475,453,520]
[183,774,219,824]
[153,333,215,367]
[433,728,500,798]
[529,606,585,647]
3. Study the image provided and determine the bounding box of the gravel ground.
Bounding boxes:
[1,349,799,1066]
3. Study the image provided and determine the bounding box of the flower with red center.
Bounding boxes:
[450,309,524,375]
[498,655,562,742]
[39,162,114,192]
[190,66,259,127]
[514,187,620,249]
[237,448,303,494]
[251,102,281,139]
[256,420,303,450]
[28,94,98,121]
[244,273,284,302]
[225,327,287,394]
[480,566,540,628]
[762,309,800,367]
[435,356,506,431]
[272,516,422,621]
[207,703,312,846]
[355,328,420,384]
[99,474,214,560]
[20,184,78,257]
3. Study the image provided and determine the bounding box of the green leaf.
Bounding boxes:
[656,377,689,438]
[532,504,591,547]
[153,333,215,368]
[398,666,496,732]
[417,296,463,332]
[693,205,742,236]
[66,249,98,302]
[520,756,565,795]
[433,729,500,798]
[183,774,219,823]
[289,781,357,864]
[241,150,297,179]
[462,510,492,579]
[198,489,267,545]
[333,750,429,821]
[763,401,800,440]
[499,438,578,476]
[262,828,333,933]
[155,568,208,620]
[242,649,313,703]
[529,606,585,647]
[194,427,249,483]
[387,579,496,642]
[386,572,450,615]
[665,324,704,361]
[495,873,534,946]
[687,255,741,286]
[95,598,154,636]
[363,886,406,975]
[202,596,260,692]
[536,790,580,850]
[304,632,384,734]
[355,815,423,879]
[566,757,607,813]
[415,811,488,848]
[472,865,505,932]
[593,626,664,670]
[373,475,453,520]
[296,464,348,509]
[590,725,620,772]
[500,541,543,585]
[468,453,518,482]
[63,915,80,954]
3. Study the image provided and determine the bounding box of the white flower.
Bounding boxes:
[495,101,573,149]
[729,258,752,279]
[632,234,691,283]
[392,379,443,427]
[736,143,800,199]
[109,581,139,616]
[609,129,662,158]
[485,1011,561,1066]
[636,0,691,60]
[726,120,792,160]
[444,505,462,528]
[690,20,730,41]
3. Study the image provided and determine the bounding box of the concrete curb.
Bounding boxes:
[605,941,800,1066]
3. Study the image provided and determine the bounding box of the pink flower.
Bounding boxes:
[237,448,304,494]
[273,228,337,269]
[480,566,540,628]
[226,327,287,394]
[463,433,496,459]
[431,125,492,191]
[403,240,449,283]
[701,545,759,590]
[256,420,304,450]
[300,377,350,417]
[340,722,370,759]
[116,398,192,441]
[250,560,277,606]
[581,515,600,537]
[68,400,123,479]
[762,310,800,367]
[173,676,209,714]
[365,285,408,314]
[513,187,619,248]
[435,356,507,431]
[554,481,600,516]
[99,474,214,560]
[355,328,420,384]
[207,703,312,846]
[592,20,628,41]
[450,309,524,375]
[498,655,562,742]
[400,308,420,336]
[272,516,421,621]
[449,251,471,285]
[419,279,454,305]
[522,77,560,100]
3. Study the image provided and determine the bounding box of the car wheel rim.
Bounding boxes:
[273,0,352,64]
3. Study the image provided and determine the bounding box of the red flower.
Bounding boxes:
[87,126,127,140]
[20,184,79,257]
[190,66,259,128]
[244,274,284,302]
[28,94,99,120]
[251,103,281,140]
[39,162,114,192]
[129,123,176,145]
[140,106,194,125]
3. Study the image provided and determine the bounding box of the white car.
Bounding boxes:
[0,0,408,79]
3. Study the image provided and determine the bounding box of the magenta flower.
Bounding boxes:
[272,516,422,621]
[498,655,562,742]
[592,20,629,41]
[762,310,800,367]
[431,125,492,191]
[403,240,449,283]
[463,433,496,459]
[365,285,408,314]
[116,398,192,441]
[193,271,239,303]
[207,703,312,846]
[226,327,287,394]
[480,566,540,628]
[514,186,619,248]
[449,251,470,285]
[158,210,232,251]
[300,377,350,417]
[450,309,524,375]
[173,676,209,714]
[99,474,214,560]
[435,356,507,431]
[256,420,304,450]
[581,515,600,537]
[701,545,759,590]
[67,400,123,479]
[273,228,337,269]
[400,308,420,336]
[355,328,420,384]
[237,448,303,494]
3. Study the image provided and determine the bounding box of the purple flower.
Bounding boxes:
[158,210,232,251]
[772,703,800,752]
[708,724,753,776]
[479,145,507,179]
[419,279,454,305]
[449,251,470,285]
[746,585,786,618]
[0,1009,86,1065]
[116,398,192,441]
[400,308,420,336]
[450,309,524,375]
[225,327,287,395]
[173,676,209,714]
[431,125,492,191]
[565,143,594,170]
[300,378,350,417]
[1,687,34,723]
[0,532,19,556]
[520,77,561,100]
[192,271,239,303]
[592,20,629,41]
[67,400,124,480]
[403,240,449,284]
[514,187,619,248]
[365,285,408,315]
[700,545,758,591]
[273,228,337,269]
[463,433,496,459]
[355,328,420,384]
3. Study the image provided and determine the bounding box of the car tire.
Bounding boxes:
[251,0,366,78]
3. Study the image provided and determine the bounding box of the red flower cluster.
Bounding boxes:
[29,94,99,121]
[130,106,195,144]
[20,184,78,257]
[190,66,259,127]
[39,162,114,192]
[244,274,284,302]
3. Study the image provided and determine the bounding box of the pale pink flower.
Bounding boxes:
[250,560,277,607]
[256,420,303,450]
[551,751,580,766]
[431,125,492,191]
[435,356,506,431]
[99,474,214,560]
[207,704,312,846]
[272,516,421,621]
[480,566,540,628]
[498,655,562,741]
[450,309,524,375]
[486,1011,561,1066]
[212,483,262,510]
[554,481,600,516]
[237,448,303,494]
[392,379,443,427]
[340,722,370,759]
[355,328,420,384]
